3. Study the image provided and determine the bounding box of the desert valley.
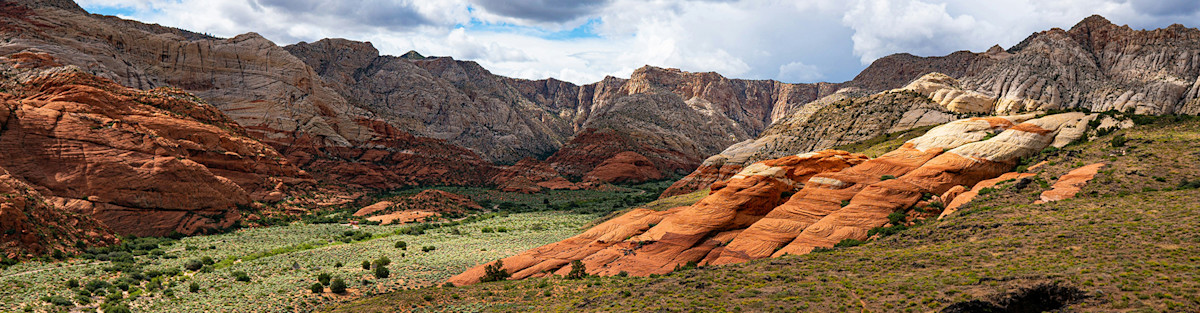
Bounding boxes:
[1,0,1199,312]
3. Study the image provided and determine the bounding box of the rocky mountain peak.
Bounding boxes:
[9,0,84,13]
[1069,14,1115,32]
[400,50,426,59]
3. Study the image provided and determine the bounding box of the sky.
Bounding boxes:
[77,0,1200,85]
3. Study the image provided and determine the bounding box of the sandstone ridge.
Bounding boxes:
[447,112,1098,285]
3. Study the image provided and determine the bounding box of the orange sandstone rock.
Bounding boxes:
[1036,163,1106,203]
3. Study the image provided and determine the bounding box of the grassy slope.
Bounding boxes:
[331,118,1200,312]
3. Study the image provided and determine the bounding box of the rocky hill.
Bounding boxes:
[447,112,1101,284]
[0,54,309,237]
[663,15,1200,198]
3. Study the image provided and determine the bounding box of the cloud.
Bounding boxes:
[1128,0,1200,16]
[842,0,984,63]
[470,0,610,23]
[778,62,824,82]
[75,0,1200,86]
[253,0,434,29]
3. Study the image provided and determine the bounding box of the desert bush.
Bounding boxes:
[318,273,331,286]
[481,260,510,282]
[311,283,323,293]
[330,278,347,294]
[567,260,588,280]
[231,271,250,282]
[374,265,390,279]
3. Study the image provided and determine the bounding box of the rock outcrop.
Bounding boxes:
[1036,163,1106,203]
[0,4,497,190]
[668,15,1200,197]
[0,166,116,259]
[352,190,480,225]
[0,61,307,236]
[662,91,960,197]
[447,113,1097,285]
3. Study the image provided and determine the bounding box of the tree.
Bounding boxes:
[374,265,390,279]
[310,283,323,293]
[317,273,331,286]
[480,260,510,282]
[330,278,347,294]
[232,271,250,282]
[184,259,203,271]
[566,260,587,280]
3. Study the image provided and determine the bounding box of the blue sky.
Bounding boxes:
[75,0,1200,85]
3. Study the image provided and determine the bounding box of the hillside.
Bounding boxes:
[664,15,1200,198]
[334,115,1200,312]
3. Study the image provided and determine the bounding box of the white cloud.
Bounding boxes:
[76,0,1200,85]
[778,61,823,82]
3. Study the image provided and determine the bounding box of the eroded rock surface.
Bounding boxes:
[1036,163,1106,203]
[0,63,307,236]
[448,113,1097,285]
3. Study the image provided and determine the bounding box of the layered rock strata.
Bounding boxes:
[0,62,307,236]
[448,113,1096,285]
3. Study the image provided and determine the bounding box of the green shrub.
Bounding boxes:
[42,295,73,306]
[394,241,407,250]
[231,271,250,282]
[362,260,371,270]
[101,304,132,313]
[1110,134,1127,147]
[200,256,214,265]
[66,278,79,288]
[880,175,896,180]
[318,273,332,286]
[887,211,906,225]
[330,278,347,294]
[834,239,866,248]
[311,283,324,293]
[373,256,391,267]
[183,259,203,271]
[188,282,199,293]
[374,265,390,279]
[422,246,436,252]
[566,260,587,280]
[481,260,510,282]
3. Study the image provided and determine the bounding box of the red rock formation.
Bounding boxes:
[583,151,664,184]
[938,172,1036,219]
[0,166,116,259]
[1036,163,1106,203]
[490,158,581,193]
[352,189,481,225]
[448,113,1097,285]
[446,150,867,285]
[0,64,308,236]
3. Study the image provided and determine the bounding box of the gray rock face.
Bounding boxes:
[666,15,1200,197]
[959,15,1200,114]
[284,38,845,165]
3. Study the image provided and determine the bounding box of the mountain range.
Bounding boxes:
[1,0,1198,276]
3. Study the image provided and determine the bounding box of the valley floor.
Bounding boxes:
[331,115,1200,312]
[0,211,592,312]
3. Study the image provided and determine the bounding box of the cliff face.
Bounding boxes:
[0,4,497,189]
[284,38,847,182]
[666,15,1200,197]
[908,15,1200,115]
[0,56,308,237]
